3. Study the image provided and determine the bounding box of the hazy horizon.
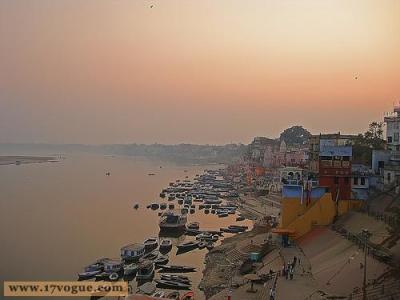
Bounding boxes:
[1,0,399,145]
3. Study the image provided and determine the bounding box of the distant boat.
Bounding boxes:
[105,172,110,176]
[148,173,156,176]
[133,204,139,209]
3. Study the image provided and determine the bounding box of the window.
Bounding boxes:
[388,172,391,182]
[361,177,366,185]
[378,161,384,169]
[395,132,399,142]
[354,177,359,185]
[334,177,339,184]
[388,136,393,143]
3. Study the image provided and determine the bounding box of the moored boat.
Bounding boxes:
[187,222,199,230]
[155,279,191,290]
[159,239,173,253]
[121,243,146,262]
[143,237,158,252]
[123,263,138,276]
[154,254,169,266]
[78,270,101,280]
[136,260,155,281]
[158,265,196,273]
[177,240,199,251]
[159,210,187,232]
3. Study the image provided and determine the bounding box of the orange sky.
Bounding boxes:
[0,0,399,144]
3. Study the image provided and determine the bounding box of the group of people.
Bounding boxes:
[282,256,298,280]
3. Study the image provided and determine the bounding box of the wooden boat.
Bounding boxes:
[217,212,228,218]
[160,274,190,283]
[136,261,155,281]
[94,272,109,280]
[177,240,199,251]
[169,204,175,210]
[143,237,158,252]
[196,232,213,241]
[204,209,210,214]
[151,203,159,210]
[236,216,245,221]
[198,241,207,249]
[189,208,195,214]
[78,270,101,280]
[160,192,166,198]
[160,203,167,210]
[158,265,196,273]
[123,263,138,276]
[185,228,201,236]
[142,250,159,261]
[155,279,191,290]
[228,225,248,232]
[159,239,173,253]
[154,255,169,266]
[220,227,241,233]
[187,222,199,230]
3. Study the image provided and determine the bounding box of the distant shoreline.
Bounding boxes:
[0,156,58,166]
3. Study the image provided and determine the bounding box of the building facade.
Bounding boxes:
[318,145,352,201]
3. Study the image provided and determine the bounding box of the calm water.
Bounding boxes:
[0,154,251,299]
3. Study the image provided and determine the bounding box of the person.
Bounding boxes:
[290,267,294,280]
[269,288,275,300]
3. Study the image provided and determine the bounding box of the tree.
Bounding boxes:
[279,126,311,146]
[364,122,385,149]
[353,122,385,165]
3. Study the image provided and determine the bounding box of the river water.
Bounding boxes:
[0,154,251,299]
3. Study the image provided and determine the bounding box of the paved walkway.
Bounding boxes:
[274,246,323,300]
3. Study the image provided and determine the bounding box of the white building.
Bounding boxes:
[384,105,400,151]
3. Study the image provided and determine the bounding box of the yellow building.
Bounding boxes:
[274,185,362,241]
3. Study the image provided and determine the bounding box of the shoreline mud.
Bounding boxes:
[0,156,58,166]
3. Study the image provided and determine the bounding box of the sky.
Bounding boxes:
[0,0,399,145]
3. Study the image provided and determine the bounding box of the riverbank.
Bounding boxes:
[200,189,400,299]
[0,155,57,166]
[199,193,280,299]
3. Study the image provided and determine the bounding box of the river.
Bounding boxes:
[0,154,251,299]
